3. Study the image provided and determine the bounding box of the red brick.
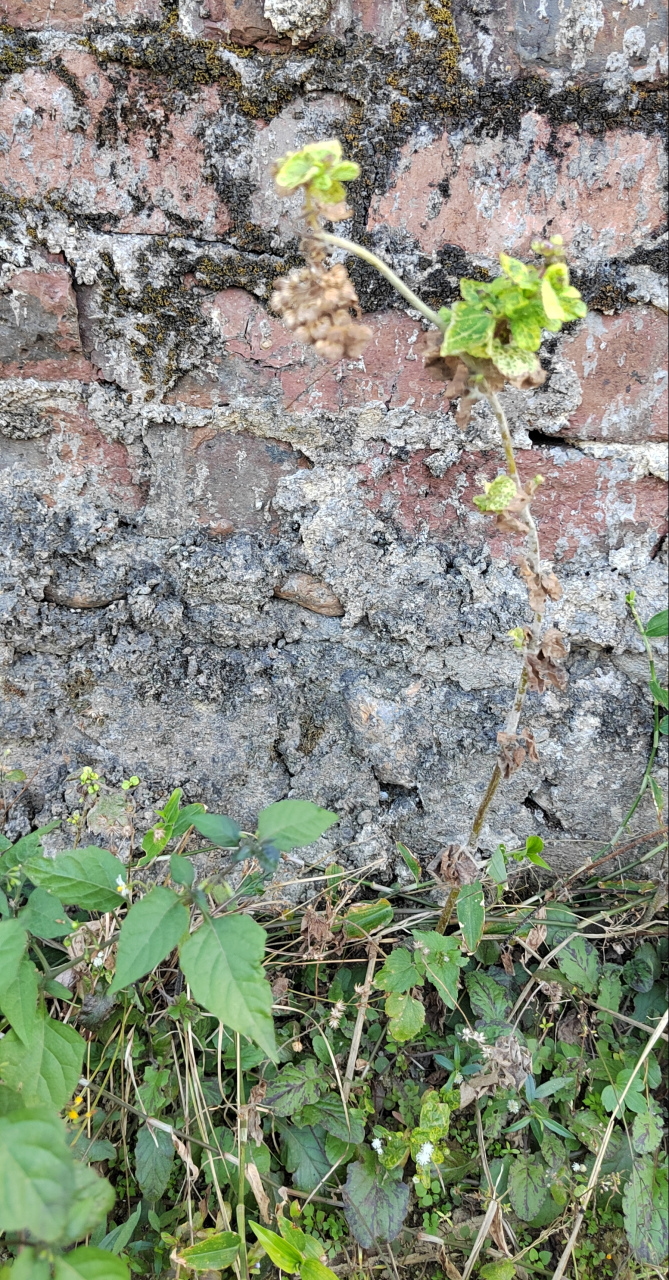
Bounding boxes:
[357,444,668,560]
[199,0,411,44]
[561,308,668,443]
[168,288,451,413]
[0,59,229,237]
[187,429,304,532]
[47,408,147,510]
[0,263,99,381]
[368,115,665,261]
[2,0,161,29]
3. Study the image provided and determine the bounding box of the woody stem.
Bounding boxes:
[467,387,544,853]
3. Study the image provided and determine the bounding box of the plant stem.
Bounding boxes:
[343,944,377,1102]
[314,230,447,331]
[235,1033,249,1279]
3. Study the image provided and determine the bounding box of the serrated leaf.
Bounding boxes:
[0,1107,74,1243]
[556,935,600,993]
[279,1122,332,1192]
[177,1230,241,1271]
[644,609,668,638]
[249,1221,302,1271]
[343,1151,410,1248]
[191,812,241,847]
[412,931,463,1012]
[466,972,512,1022]
[623,1157,668,1264]
[179,913,276,1059]
[0,919,28,998]
[385,991,425,1043]
[256,800,338,851]
[490,342,541,379]
[53,1246,129,1280]
[473,474,517,513]
[375,946,420,993]
[0,956,38,1045]
[632,1111,663,1155]
[1,1012,85,1109]
[135,1123,174,1200]
[110,886,189,993]
[442,304,495,356]
[22,848,126,912]
[264,1061,325,1117]
[508,306,543,351]
[500,253,536,287]
[457,880,485,953]
[508,1153,548,1221]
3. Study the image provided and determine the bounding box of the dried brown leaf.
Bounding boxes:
[245,1161,271,1222]
[540,627,567,661]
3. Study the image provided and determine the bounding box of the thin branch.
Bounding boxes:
[314,230,447,331]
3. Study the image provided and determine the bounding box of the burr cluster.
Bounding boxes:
[270,262,372,361]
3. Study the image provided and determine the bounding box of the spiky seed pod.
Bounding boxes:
[270,262,372,362]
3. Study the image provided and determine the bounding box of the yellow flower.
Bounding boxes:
[67,1110,79,1121]
[75,1095,84,1105]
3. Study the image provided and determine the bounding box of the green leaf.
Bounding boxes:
[256,800,338,851]
[300,1261,339,1280]
[171,803,206,838]
[456,880,485,953]
[22,848,126,912]
[0,822,61,873]
[598,965,623,1018]
[541,276,567,322]
[624,942,661,994]
[191,812,241,847]
[473,474,517,513]
[343,898,393,938]
[0,956,38,1045]
[645,609,668,638]
[0,919,27,998]
[660,715,668,734]
[169,853,194,886]
[249,1222,303,1271]
[480,1263,516,1280]
[97,1202,141,1254]
[499,254,536,287]
[0,1107,74,1243]
[330,160,360,182]
[5,1247,51,1280]
[601,1071,647,1116]
[623,1157,668,1264]
[632,1111,663,1155]
[466,972,511,1022]
[487,846,508,884]
[412,931,463,1011]
[342,1150,410,1248]
[649,679,669,708]
[299,1098,365,1144]
[110,886,189,994]
[375,946,420,993]
[177,1231,241,1271]
[1,1013,85,1109]
[140,822,174,863]
[279,1123,332,1192]
[568,1110,607,1153]
[556,936,600,993]
[397,842,421,882]
[18,889,73,940]
[442,303,495,356]
[59,1160,115,1245]
[264,1061,325,1117]
[179,913,276,1059]
[508,1153,548,1221]
[508,306,543,351]
[490,343,541,379]
[134,1123,174,1200]
[384,991,425,1043]
[53,1247,129,1279]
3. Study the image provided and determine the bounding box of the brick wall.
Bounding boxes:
[0,0,667,875]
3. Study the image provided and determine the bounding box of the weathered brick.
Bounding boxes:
[187,428,305,532]
[452,0,669,84]
[195,0,409,45]
[357,444,668,560]
[2,0,162,29]
[368,114,666,261]
[0,58,229,237]
[167,287,450,412]
[0,262,98,381]
[562,308,668,443]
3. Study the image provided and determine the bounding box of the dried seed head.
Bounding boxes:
[270,261,372,360]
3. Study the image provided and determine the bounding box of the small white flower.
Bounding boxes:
[416,1142,434,1168]
[453,1072,463,1085]
[329,1000,346,1029]
[507,1099,520,1114]
[572,1162,587,1173]
[371,1138,384,1155]
[91,954,105,969]
[116,875,131,898]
